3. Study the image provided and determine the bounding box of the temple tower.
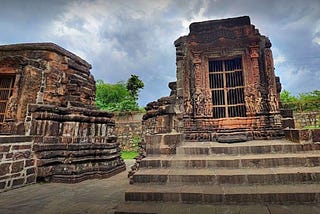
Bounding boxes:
[174,16,282,142]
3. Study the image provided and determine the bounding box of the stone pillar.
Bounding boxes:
[191,52,213,118]
[264,47,280,113]
[246,45,262,116]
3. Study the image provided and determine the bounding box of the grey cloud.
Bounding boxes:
[0,0,319,105]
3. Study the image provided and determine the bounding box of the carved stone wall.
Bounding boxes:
[0,43,125,186]
[144,16,283,143]
[0,43,95,134]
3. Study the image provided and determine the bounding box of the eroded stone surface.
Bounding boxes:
[0,43,125,190]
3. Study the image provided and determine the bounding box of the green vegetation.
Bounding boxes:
[121,151,139,159]
[121,136,141,160]
[303,125,320,129]
[95,75,144,112]
[126,74,144,100]
[280,90,320,112]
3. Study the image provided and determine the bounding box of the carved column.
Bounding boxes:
[264,48,279,113]
[246,45,261,116]
[190,52,213,118]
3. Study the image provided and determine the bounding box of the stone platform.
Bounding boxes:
[116,140,320,213]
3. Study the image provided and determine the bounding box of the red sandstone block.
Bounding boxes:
[13,151,31,160]
[11,160,24,173]
[0,163,11,176]
[26,167,35,175]
[26,175,36,183]
[25,159,35,167]
[12,178,25,187]
[12,144,31,150]
[5,153,13,159]
[0,145,10,153]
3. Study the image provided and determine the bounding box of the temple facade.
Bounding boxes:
[144,16,283,142]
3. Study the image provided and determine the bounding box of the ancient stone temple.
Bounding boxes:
[0,43,125,191]
[118,17,320,213]
[144,16,282,143]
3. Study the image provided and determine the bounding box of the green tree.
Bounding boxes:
[95,80,139,112]
[280,89,320,112]
[298,90,320,112]
[126,75,144,100]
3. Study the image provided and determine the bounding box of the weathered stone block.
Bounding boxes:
[312,129,320,142]
[12,178,25,187]
[0,163,11,176]
[0,181,5,189]
[0,145,10,153]
[11,160,24,173]
[281,118,295,129]
[12,144,31,150]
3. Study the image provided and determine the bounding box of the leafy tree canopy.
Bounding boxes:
[126,74,144,100]
[280,89,320,112]
[95,75,144,112]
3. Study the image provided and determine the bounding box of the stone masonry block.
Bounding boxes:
[11,160,24,173]
[0,145,10,153]
[312,129,320,142]
[0,163,11,176]
[12,178,25,187]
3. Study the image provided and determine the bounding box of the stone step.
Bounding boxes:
[139,153,320,169]
[176,140,320,155]
[125,183,320,204]
[114,201,320,214]
[132,167,320,185]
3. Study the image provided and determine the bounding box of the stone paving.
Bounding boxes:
[0,160,320,214]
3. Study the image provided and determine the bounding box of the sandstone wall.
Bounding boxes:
[29,104,125,183]
[0,136,36,192]
[114,112,143,151]
[0,43,125,188]
[0,43,95,135]
[293,111,320,128]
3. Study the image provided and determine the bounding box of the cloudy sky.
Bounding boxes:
[0,0,319,106]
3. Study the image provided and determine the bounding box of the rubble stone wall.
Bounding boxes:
[293,112,320,128]
[0,136,36,192]
[114,112,143,151]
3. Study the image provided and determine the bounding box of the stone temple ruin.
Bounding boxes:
[120,16,320,212]
[0,43,125,191]
[144,16,282,143]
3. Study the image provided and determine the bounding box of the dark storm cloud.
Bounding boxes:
[0,0,67,43]
[0,0,319,105]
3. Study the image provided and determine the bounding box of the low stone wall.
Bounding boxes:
[0,136,36,192]
[284,129,320,143]
[293,111,320,128]
[114,112,143,151]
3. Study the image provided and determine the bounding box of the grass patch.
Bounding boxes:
[121,151,138,159]
[303,125,320,129]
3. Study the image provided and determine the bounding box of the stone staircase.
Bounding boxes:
[115,140,320,213]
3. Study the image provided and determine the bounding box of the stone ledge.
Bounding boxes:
[0,136,33,144]
[0,42,91,69]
